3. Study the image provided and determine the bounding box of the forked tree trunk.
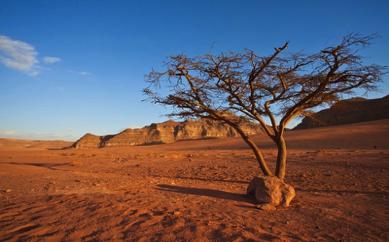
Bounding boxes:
[275,136,287,179]
[228,123,273,176]
[242,136,272,176]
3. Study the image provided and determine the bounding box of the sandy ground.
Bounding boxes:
[0,120,388,241]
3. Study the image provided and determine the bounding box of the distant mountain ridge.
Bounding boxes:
[72,95,389,148]
[294,95,389,129]
[72,118,260,149]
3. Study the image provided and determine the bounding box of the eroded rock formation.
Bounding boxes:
[72,133,103,149]
[294,95,389,129]
[72,118,260,149]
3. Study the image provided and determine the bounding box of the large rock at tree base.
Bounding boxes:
[247,176,296,207]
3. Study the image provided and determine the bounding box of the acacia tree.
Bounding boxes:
[144,34,384,179]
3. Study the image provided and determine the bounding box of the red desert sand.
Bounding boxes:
[0,119,388,241]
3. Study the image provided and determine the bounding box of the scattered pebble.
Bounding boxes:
[256,204,276,211]
[324,170,332,176]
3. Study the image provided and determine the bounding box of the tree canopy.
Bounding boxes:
[144,34,385,178]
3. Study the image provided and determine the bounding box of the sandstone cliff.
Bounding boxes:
[72,118,260,149]
[294,95,389,129]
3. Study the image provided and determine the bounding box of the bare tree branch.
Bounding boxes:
[144,34,385,178]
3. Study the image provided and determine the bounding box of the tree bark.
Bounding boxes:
[243,136,272,176]
[275,136,287,179]
[223,121,273,177]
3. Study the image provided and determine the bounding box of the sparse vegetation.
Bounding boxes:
[145,34,385,181]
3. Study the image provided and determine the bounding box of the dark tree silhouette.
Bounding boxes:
[144,34,385,179]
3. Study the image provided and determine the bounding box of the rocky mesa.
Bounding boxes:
[72,118,260,149]
[294,95,389,129]
[72,96,389,148]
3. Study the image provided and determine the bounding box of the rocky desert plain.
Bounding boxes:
[0,97,388,241]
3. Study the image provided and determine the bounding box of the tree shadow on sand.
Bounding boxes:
[151,175,249,185]
[1,161,74,171]
[156,184,255,204]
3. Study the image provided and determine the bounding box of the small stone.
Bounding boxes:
[324,170,332,176]
[256,204,276,211]
[5,189,12,193]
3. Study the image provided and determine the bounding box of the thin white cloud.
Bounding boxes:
[43,56,61,64]
[68,70,92,76]
[0,35,39,75]
[0,35,64,76]
[0,130,17,136]
[0,129,78,141]
[79,71,92,76]
[0,35,93,78]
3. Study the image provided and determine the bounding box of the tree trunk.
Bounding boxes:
[275,136,287,179]
[243,137,272,176]
[226,122,272,176]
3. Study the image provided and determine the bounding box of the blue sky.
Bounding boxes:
[0,0,388,140]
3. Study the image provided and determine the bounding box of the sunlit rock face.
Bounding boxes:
[175,119,236,140]
[72,133,103,149]
[72,118,261,149]
[295,95,389,129]
[103,121,178,147]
